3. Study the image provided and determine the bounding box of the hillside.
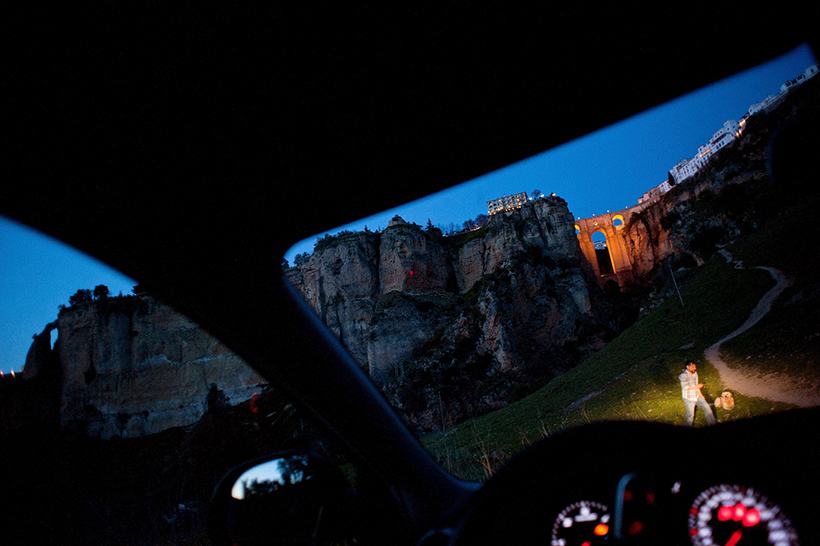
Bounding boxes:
[426,239,819,480]
[422,78,820,480]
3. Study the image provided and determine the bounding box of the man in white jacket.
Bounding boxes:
[679,361,716,426]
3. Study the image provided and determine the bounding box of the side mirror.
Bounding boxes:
[208,450,356,545]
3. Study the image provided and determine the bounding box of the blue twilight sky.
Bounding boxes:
[0,216,138,375]
[283,45,816,262]
[0,45,816,375]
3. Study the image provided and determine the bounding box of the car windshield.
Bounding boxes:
[283,45,820,480]
[2,46,817,493]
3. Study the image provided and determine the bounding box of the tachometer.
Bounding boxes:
[551,500,610,546]
[688,484,798,546]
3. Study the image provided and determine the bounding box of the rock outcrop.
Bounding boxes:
[288,196,618,430]
[23,320,59,380]
[292,230,380,367]
[380,216,455,294]
[620,203,673,280]
[48,295,265,439]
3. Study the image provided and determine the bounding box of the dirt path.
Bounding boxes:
[704,251,820,408]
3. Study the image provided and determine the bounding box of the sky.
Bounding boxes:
[282,45,816,261]
[0,45,816,375]
[0,217,137,374]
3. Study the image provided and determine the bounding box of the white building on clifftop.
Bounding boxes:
[669,65,817,185]
[487,192,528,215]
[670,120,741,184]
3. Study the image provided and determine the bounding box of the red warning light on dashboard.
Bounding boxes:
[743,508,761,527]
[733,503,747,521]
[717,503,761,526]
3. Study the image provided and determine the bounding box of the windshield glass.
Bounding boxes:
[284,45,820,480]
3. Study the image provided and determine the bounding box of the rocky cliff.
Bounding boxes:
[23,295,266,439]
[288,197,623,430]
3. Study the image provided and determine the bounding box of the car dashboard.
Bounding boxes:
[449,409,819,546]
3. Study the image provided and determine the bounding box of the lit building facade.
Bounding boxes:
[669,65,815,186]
[487,192,528,215]
[638,180,672,205]
[695,119,739,163]
[780,64,818,93]
[670,120,740,184]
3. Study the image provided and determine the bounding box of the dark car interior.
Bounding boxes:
[5,4,819,545]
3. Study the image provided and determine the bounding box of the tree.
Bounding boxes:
[68,289,93,307]
[293,253,311,267]
[530,189,542,200]
[93,285,110,300]
[424,219,443,239]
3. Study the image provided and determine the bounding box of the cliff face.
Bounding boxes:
[380,222,454,294]
[53,295,266,439]
[620,202,673,280]
[288,197,614,429]
[294,231,381,367]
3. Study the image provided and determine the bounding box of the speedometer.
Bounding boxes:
[688,484,798,546]
[550,500,610,546]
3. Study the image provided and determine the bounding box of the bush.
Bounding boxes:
[68,289,93,306]
[660,209,681,230]
[689,225,725,261]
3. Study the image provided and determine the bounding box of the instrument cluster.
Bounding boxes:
[550,476,799,545]
[451,414,818,546]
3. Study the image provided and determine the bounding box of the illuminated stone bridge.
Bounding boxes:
[575,201,663,292]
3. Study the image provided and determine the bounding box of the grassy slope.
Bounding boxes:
[719,195,820,379]
[423,228,813,480]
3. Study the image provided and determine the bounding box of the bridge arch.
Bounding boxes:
[591,230,615,276]
[576,206,641,290]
